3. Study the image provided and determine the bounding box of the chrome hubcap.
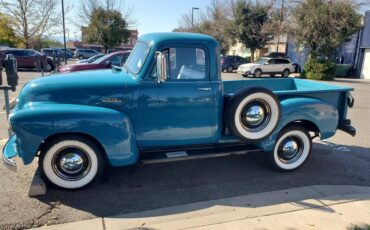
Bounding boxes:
[278,136,304,164]
[52,147,91,181]
[60,153,84,173]
[245,105,265,125]
[240,99,271,132]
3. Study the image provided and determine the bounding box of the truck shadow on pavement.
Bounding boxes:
[35,142,370,219]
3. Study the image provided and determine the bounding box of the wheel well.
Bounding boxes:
[285,120,320,138]
[37,132,108,161]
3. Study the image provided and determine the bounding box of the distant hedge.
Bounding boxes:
[300,59,336,80]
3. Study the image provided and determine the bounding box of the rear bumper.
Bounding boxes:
[2,135,18,171]
[338,119,356,137]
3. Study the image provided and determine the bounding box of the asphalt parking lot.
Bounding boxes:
[1,70,370,229]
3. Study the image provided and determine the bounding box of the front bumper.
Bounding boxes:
[237,70,251,75]
[2,135,18,171]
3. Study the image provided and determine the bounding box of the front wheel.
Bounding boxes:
[39,136,105,189]
[253,69,262,78]
[269,125,312,171]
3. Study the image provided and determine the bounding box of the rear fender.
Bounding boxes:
[256,97,338,151]
[10,104,138,166]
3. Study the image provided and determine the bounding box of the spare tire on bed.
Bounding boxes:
[225,87,281,141]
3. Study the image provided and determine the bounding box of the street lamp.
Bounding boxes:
[191,7,199,27]
[61,0,67,65]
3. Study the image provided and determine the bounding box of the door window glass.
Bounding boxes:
[165,47,206,80]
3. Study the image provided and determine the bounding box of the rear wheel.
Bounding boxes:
[282,69,290,77]
[39,135,104,189]
[78,55,84,60]
[269,125,312,171]
[227,65,234,73]
[253,69,262,78]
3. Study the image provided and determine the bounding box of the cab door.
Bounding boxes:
[139,45,218,147]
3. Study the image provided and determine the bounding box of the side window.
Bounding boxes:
[267,59,275,64]
[281,59,290,64]
[109,54,123,66]
[164,47,206,80]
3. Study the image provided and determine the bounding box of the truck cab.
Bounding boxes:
[3,33,355,189]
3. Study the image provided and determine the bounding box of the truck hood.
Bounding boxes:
[15,69,138,111]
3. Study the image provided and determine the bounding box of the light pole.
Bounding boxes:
[61,0,67,65]
[191,7,199,27]
[275,0,285,52]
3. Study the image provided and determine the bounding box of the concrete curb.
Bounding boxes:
[32,185,370,230]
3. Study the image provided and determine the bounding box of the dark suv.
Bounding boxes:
[0,49,55,71]
[221,55,248,73]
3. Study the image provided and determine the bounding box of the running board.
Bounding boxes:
[140,144,263,164]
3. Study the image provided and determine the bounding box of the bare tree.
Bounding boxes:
[78,0,136,27]
[0,0,62,48]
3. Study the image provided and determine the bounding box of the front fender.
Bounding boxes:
[256,97,339,151]
[10,103,138,166]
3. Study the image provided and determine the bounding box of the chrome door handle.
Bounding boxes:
[197,87,212,91]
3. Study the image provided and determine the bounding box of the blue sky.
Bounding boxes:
[62,0,213,41]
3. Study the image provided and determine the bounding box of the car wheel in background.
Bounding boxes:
[269,125,312,171]
[282,69,290,77]
[39,135,105,189]
[242,74,248,78]
[253,69,262,78]
[227,65,233,73]
[225,87,281,141]
[78,55,84,60]
[46,63,53,72]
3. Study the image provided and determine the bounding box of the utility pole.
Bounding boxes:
[61,0,67,65]
[276,0,285,53]
[191,7,199,27]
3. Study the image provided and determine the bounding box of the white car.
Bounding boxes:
[237,57,295,78]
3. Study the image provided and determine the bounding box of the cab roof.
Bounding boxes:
[138,32,219,49]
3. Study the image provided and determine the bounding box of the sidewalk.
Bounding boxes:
[34,185,370,230]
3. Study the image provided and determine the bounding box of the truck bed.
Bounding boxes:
[223,78,353,122]
[223,78,352,95]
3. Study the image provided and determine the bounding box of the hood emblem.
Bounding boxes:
[102,98,122,103]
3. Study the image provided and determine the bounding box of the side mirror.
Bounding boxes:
[105,61,112,67]
[156,51,167,83]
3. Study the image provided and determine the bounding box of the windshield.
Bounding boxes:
[124,41,150,74]
[254,58,268,64]
[91,54,106,63]
[92,54,108,64]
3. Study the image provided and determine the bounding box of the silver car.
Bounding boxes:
[74,49,100,60]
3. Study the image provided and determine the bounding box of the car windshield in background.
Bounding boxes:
[92,54,108,64]
[89,54,104,63]
[124,41,150,74]
[254,58,268,64]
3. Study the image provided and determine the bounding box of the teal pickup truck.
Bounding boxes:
[3,33,355,189]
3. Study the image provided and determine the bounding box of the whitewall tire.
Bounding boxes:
[226,88,281,141]
[269,125,312,171]
[39,136,104,189]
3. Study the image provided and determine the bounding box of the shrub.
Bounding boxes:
[300,59,336,80]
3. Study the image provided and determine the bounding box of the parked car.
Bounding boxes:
[41,48,64,59]
[59,51,130,73]
[237,57,295,77]
[76,53,105,64]
[3,33,355,190]
[60,49,74,59]
[0,48,55,71]
[74,49,101,60]
[263,52,289,58]
[221,55,248,73]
